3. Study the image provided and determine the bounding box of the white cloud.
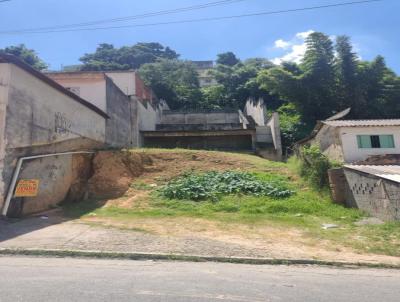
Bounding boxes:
[296,30,314,40]
[274,39,291,49]
[271,30,314,65]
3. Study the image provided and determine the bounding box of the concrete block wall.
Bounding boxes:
[344,168,400,221]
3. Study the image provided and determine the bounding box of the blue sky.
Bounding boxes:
[0,0,398,72]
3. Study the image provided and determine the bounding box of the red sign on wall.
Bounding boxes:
[14,179,40,197]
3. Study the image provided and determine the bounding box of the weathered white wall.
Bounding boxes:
[340,126,400,163]
[311,125,344,162]
[160,112,240,125]
[104,77,133,148]
[47,73,107,112]
[0,64,106,213]
[7,65,106,149]
[244,98,266,126]
[138,100,158,131]
[0,63,11,207]
[257,112,282,161]
[106,72,136,96]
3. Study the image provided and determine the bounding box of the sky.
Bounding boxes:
[0,0,398,72]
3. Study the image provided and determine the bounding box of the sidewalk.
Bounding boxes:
[1,210,400,267]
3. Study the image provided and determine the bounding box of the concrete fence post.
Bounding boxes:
[328,168,347,204]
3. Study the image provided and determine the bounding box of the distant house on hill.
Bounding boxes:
[190,60,217,87]
[296,109,400,163]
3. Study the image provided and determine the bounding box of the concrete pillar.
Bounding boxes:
[328,168,347,204]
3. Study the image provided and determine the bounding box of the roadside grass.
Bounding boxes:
[63,149,400,257]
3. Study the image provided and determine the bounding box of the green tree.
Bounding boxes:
[358,56,400,118]
[139,59,202,110]
[80,42,179,71]
[299,32,336,121]
[216,51,240,66]
[0,44,48,70]
[209,58,277,109]
[334,35,361,114]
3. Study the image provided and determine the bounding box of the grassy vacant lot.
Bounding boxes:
[64,149,400,258]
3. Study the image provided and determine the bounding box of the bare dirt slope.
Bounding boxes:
[87,149,275,206]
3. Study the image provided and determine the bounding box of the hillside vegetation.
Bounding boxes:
[64,149,400,259]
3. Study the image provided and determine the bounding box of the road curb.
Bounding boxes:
[0,248,399,269]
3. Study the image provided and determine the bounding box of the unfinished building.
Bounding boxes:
[142,99,282,161]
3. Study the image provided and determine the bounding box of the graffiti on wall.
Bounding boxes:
[55,112,72,135]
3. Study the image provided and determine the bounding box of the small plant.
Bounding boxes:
[159,171,294,201]
[130,181,153,191]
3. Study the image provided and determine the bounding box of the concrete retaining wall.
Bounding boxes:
[11,154,93,216]
[105,77,132,148]
[0,63,106,215]
[144,134,253,150]
[160,111,240,126]
[244,98,266,126]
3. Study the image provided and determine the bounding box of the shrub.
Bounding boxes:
[299,144,339,188]
[159,171,293,201]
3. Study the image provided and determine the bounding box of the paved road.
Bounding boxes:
[0,257,399,302]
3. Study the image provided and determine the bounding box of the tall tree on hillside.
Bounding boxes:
[0,44,48,70]
[80,42,179,71]
[138,59,202,110]
[216,51,240,66]
[358,56,400,118]
[208,58,276,109]
[299,32,336,121]
[334,35,361,114]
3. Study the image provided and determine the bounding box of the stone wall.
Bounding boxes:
[343,168,400,221]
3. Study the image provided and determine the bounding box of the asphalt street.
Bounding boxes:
[0,256,399,301]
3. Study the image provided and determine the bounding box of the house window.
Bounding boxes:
[357,135,395,148]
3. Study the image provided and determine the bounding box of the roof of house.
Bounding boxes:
[323,119,400,127]
[0,54,109,119]
[344,164,400,184]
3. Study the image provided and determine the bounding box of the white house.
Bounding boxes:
[297,109,400,163]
